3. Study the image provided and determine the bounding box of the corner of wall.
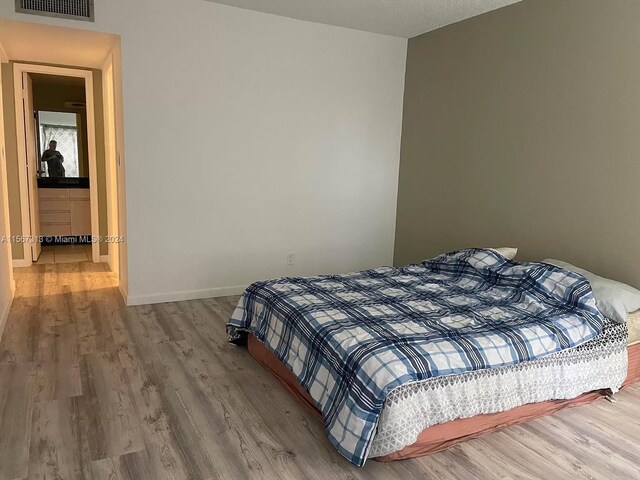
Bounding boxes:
[119,282,129,306]
[0,43,15,341]
[0,42,8,63]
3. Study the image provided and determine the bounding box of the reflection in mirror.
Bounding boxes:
[37,111,80,178]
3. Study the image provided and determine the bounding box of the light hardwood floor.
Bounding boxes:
[0,262,639,480]
[35,245,93,265]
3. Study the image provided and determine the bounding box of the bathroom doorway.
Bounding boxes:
[13,64,100,264]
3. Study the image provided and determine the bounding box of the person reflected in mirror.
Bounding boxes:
[42,140,65,178]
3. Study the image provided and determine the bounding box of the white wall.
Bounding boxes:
[0,0,407,304]
[0,45,15,334]
[39,111,77,127]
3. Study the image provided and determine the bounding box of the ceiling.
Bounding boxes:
[30,73,86,87]
[0,19,117,68]
[206,0,522,38]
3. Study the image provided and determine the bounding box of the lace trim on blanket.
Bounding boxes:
[369,322,628,458]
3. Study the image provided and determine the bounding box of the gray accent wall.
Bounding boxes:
[394,0,640,288]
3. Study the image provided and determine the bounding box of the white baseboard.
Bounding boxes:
[119,283,128,305]
[126,285,247,306]
[12,258,31,268]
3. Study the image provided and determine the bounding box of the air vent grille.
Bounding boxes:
[16,0,94,21]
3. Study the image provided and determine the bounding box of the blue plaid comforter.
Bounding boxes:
[227,249,604,466]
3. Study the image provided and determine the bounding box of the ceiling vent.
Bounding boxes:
[16,0,94,22]
[64,101,86,109]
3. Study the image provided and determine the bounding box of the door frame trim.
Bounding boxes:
[101,54,119,277]
[13,63,99,265]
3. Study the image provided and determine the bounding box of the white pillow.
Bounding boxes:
[543,259,640,323]
[490,247,518,260]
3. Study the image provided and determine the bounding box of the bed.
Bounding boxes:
[227,248,638,466]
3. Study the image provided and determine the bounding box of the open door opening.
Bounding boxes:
[14,65,100,267]
[0,19,127,302]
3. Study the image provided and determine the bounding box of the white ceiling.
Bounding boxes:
[206,0,522,38]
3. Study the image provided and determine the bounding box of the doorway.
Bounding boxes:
[34,76,94,264]
[0,19,127,302]
[13,64,100,265]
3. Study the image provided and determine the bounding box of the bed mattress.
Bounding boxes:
[369,320,627,458]
[248,321,633,461]
[628,310,640,345]
[229,249,606,466]
[227,249,605,466]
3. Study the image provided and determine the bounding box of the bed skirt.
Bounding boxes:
[247,334,640,462]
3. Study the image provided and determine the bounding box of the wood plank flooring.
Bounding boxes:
[1,262,639,479]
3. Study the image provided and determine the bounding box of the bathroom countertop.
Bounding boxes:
[37,177,90,189]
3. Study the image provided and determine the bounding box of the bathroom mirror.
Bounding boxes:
[37,110,89,179]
